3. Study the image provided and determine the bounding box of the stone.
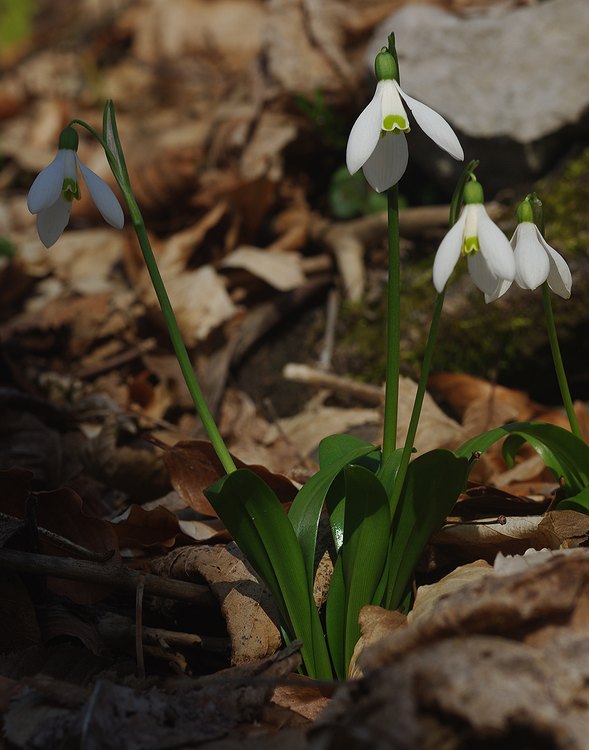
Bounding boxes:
[366,0,589,191]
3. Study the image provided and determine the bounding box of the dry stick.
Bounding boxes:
[283,362,383,406]
[75,337,158,379]
[316,202,506,302]
[98,613,230,653]
[135,574,146,679]
[0,549,214,606]
[318,288,340,371]
[0,511,115,562]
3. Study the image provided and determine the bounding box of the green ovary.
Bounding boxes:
[382,114,407,132]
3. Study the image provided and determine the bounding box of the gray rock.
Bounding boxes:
[367,0,589,191]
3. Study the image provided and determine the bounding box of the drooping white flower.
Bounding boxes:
[346,48,463,193]
[432,180,515,301]
[485,196,572,302]
[27,127,124,248]
[490,222,572,302]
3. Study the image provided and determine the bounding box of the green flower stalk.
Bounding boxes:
[27,106,237,474]
[504,194,579,437]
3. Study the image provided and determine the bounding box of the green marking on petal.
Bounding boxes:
[382,114,407,132]
[62,177,81,202]
[461,236,479,256]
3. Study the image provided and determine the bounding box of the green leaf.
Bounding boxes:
[377,448,404,502]
[102,100,131,187]
[385,450,469,609]
[325,554,346,680]
[457,422,589,494]
[205,468,332,679]
[317,434,376,469]
[557,486,589,514]
[288,435,376,589]
[340,465,391,669]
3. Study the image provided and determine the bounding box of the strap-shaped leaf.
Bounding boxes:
[325,554,346,680]
[289,435,376,589]
[457,422,589,494]
[557,486,589,514]
[385,449,469,609]
[205,468,332,678]
[341,465,391,669]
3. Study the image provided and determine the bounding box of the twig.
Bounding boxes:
[0,549,214,606]
[98,613,230,654]
[315,202,506,301]
[136,574,146,679]
[0,511,115,562]
[75,337,157,379]
[283,362,383,406]
[318,288,339,371]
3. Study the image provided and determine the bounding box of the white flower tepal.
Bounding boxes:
[432,180,515,300]
[346,47,464,193]
[27,127,124,248]
[510,222,572,299]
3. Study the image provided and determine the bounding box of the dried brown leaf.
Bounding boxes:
[154,545,282,665]
[161,439,298,518]
[428,372,537,424]
[221,246,305,292]
[112,504,181,551]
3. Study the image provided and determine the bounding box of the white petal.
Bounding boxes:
[362,132,408,192]
[476,205,515,282]
[27,151,66,214]
[346,82,385,175]
[379,79,408,131]
[468,251,503,296]
[77,159,124,229]
[484,277,512,304]
[36,197,72,248]
[539,235,572,299]
[395,81,463,161]
[512,223,550,290]
[432,210,467,293]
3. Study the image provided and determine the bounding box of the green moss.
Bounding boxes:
[538,147,589,255]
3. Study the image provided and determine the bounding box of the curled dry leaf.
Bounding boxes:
[348,605,407,680]
[407,560,493,628]
[152,544,281,665]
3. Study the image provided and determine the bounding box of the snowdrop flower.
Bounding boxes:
[346,48,464,193]
[433,180,515,301]
[487,199,572,301]
[27,126,124,248]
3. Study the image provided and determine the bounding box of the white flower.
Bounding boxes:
[27,137,124,248]
[495,222,571,300]
[433,202,515,301]
[346,78,464,193]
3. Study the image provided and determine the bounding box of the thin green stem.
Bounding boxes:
[125,190,237,474]
[542,283,581,438]
[382,184,401,460]
[384,292,445,607]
